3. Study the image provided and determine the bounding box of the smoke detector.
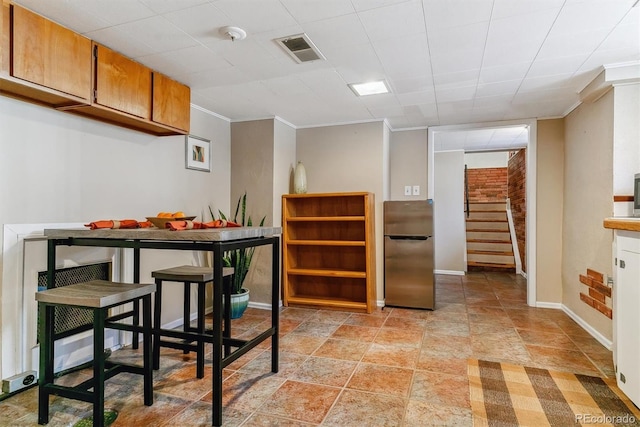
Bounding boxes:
[275,33,325,64]
[220,26,247,42]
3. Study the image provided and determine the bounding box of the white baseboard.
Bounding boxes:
[435,269,465,276]
[560,304,613,350]
[536,301,562,310]
[520,271,528,279]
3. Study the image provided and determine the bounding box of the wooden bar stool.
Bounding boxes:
[36,280,155,427]
[151,265,234,378]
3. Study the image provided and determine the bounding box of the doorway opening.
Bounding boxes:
[428,119,537,306]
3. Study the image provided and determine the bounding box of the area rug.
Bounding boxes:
[468,359,640,426]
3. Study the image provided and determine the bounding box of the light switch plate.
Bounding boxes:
[412,185,420,195]
[404,186,411,196]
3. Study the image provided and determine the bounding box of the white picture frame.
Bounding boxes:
[185,135,211,172]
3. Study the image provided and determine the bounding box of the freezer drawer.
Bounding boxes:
[384,236,434,309]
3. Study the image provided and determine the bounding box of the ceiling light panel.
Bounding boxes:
[348,80,390,96]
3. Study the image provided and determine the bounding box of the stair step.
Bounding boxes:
[468,261,516,269]
[466,222,509,231]
[468,250,513,256]
[467,202,506,212]
[466,211,507,220]
[468,253,515,264]
[467,231,511,242]
[467,242,513,252]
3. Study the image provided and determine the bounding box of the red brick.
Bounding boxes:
[586,269,604,284]
[588,288,606,303]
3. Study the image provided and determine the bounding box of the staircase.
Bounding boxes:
[465,201,516,271]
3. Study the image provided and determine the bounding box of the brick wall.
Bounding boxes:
[508,149,526,271]
[466,167,508,202]
[579,268,612,318]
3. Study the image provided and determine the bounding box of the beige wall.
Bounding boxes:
[389,129,428,200]
[296,121,387,303]
[230,119,277,305]
[434,150,466,273]
[0,98,231,378]
[563,91,614,341]
[536,119,564,304]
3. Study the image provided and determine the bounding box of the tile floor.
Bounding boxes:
[0,272,615,426]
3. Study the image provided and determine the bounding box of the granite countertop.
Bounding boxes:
[603,217,640,232]
[43,226,282,241]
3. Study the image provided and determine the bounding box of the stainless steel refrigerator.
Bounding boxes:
[383,200,435,310]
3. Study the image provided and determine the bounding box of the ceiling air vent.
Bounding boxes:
[275,33,325,64]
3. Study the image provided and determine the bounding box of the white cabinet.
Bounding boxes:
[614,231,640,408]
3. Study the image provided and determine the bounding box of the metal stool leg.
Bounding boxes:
[196,282,206,378]
[142,294,154,406]
[37,303,54,425]
[183,281,191,353]
[93,308,106,427]
[153,279,163,370]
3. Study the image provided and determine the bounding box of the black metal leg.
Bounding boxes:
[153,280,162,370]
[132,247,141,349]
[93,308,106,427]
[271,237,280,373]
[183,281,192,356]
[37,303,54,425]
[223,276,231,357]
[142,295,154,406]
[196,282,206,379]
[212,245,223,427]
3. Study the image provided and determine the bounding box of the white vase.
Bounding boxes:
[293,161,307,194]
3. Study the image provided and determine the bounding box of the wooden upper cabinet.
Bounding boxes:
[94,44,151,119]
[11,4,91,100]
[153,72,190,132]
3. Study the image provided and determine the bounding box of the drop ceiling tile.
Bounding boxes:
[138,45,230,77]
[322,43,384,82]
[397,90,437,106]
[418,103,438,117]
[358,0,426,42]
[351,0,412,12]
[475,80,520,98]
[76,0,156,26]
[526,55,591,78]
[512,86,578,104]
[85,26,156,58]
[491,0,564,20]
[114,16,199,54]
[303,14,370,51]
[536,29,613,59]
[422,0,493,30]
[140,0,210,14]
[213,0,299,34]
[13,0,111,33]
[426,21,489,57]
[479,62,531,84]
[208,38,279,67]
[391,75,435,95]
[163,3,231,45]
[435,84,476,103]
[373,33,431,78]
[430,49,483,76]
[177,65,251,90]
[280,0,355,23]
[549,0,633,36]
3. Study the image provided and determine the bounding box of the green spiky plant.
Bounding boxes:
[209,192,266,294]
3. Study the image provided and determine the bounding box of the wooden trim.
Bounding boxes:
[613,195,634,202]
[603,218,640,232]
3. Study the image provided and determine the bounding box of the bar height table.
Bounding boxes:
[43,226,281,427]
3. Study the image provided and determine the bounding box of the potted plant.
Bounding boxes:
[209,192,265,318]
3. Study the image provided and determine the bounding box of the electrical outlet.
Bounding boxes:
[412,185,420,195]
[404,186,411,196]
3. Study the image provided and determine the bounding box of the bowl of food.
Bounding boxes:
[146,212,196,229]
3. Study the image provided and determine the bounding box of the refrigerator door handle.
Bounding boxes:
[387,235,430,241]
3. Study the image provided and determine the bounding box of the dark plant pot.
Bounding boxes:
[230,289,249,319]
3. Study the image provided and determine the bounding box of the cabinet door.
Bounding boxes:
[153,72,190,132]
[11,5,91,100]
[94,44,151,119]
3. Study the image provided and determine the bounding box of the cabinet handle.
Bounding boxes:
[620,259,626,269]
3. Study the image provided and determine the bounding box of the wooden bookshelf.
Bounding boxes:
[282,192,376,313]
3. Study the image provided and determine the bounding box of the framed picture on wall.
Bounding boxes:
[185,135,211,172]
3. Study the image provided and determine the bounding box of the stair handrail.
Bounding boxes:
[505,198,523,275]
[464,164,469,218]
